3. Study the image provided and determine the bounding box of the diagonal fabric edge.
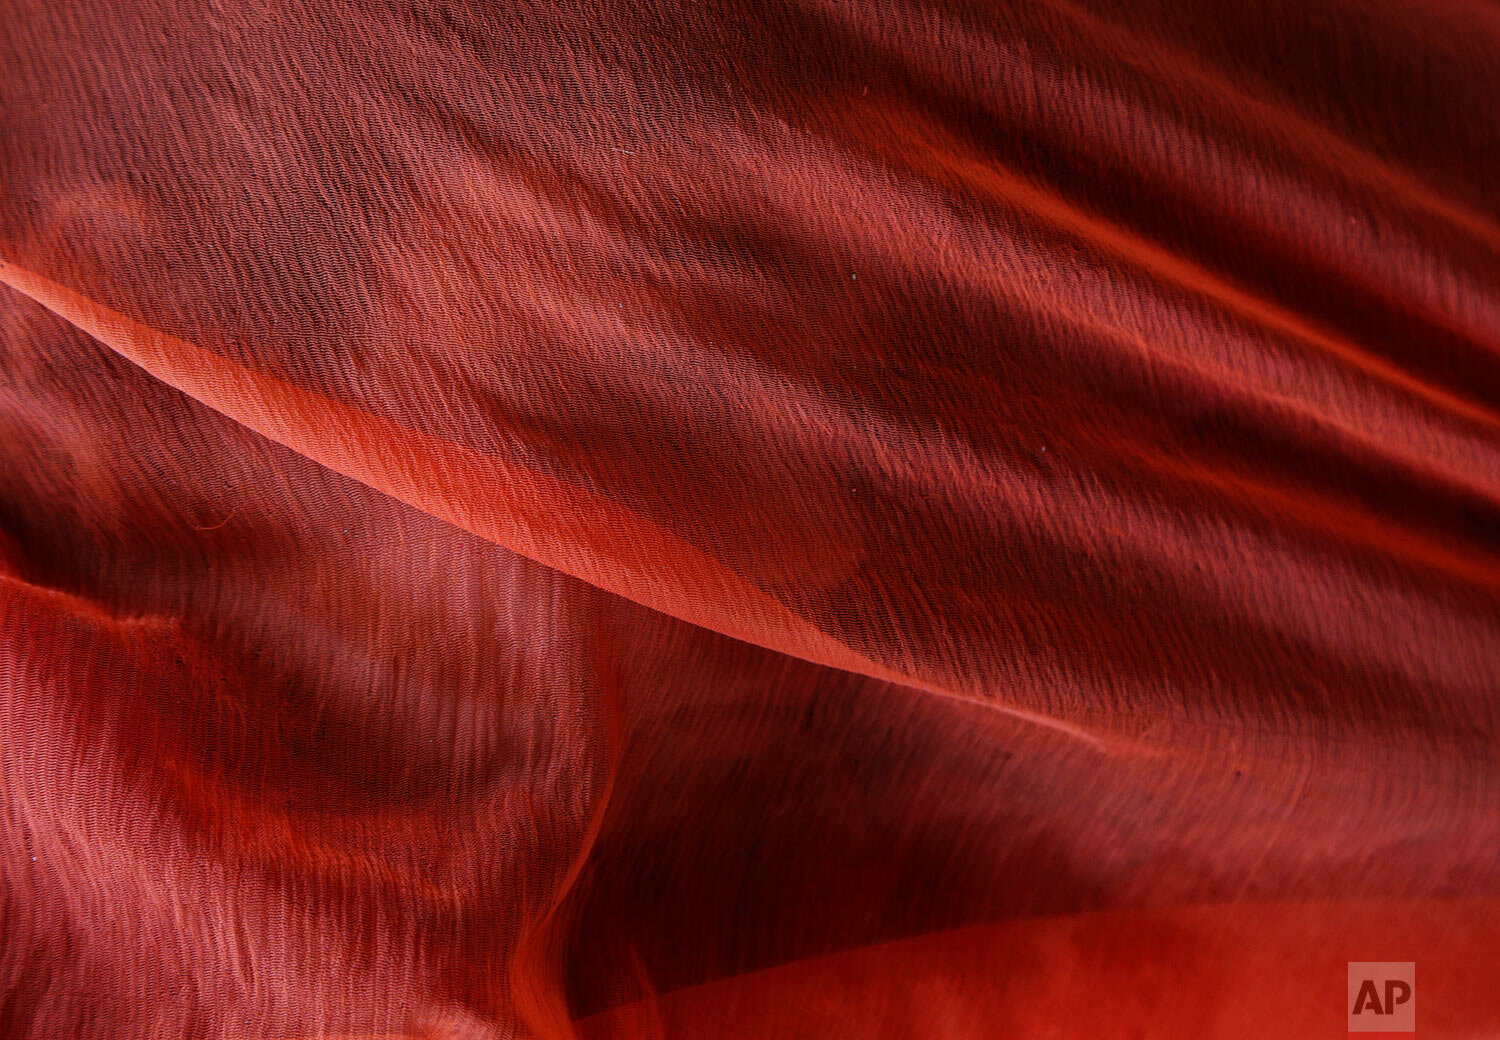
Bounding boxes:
[0,255,1108,750]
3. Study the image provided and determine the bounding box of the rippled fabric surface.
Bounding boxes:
[2,1,1498,1036]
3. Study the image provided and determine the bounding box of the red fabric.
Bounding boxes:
[2,0,1498,1036]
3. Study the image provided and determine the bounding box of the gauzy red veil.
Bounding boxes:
[2,0,1498,1036]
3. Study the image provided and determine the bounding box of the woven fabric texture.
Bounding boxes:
[2,1,1499,1036]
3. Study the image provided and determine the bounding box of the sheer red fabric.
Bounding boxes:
[2,0,1498,1036]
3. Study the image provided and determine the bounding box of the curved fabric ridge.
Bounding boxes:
[861,98,1500,434]
[575,898,1500,1039]
[0,257,1105,749]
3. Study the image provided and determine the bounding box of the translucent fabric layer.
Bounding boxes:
[2,1,1498,1036]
